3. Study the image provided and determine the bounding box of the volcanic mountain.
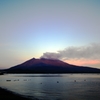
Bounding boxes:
[6,58,100,73]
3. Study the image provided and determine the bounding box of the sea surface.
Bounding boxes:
[0,74,100,100]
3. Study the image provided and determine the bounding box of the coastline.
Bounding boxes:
[0,87,33,100]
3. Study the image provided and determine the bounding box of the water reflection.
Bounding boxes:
[0,74,100,100]
[14,74,63,77]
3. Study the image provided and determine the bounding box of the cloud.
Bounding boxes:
[40,43,100,60]
[40,52,61,60]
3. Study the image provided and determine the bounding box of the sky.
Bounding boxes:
[0,0,100,69]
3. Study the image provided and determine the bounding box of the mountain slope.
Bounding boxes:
[6,58,100,73]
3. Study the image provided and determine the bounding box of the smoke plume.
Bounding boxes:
[40,43,100,60]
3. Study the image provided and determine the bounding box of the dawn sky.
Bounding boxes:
[0,0,100,69]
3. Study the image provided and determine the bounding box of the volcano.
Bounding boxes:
[6,58,100,73]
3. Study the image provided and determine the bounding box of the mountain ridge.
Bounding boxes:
[6,58,100,73]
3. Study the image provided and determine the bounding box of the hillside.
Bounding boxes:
[6,58,100,73]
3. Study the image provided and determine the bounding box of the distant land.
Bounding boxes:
[1,58,99,74]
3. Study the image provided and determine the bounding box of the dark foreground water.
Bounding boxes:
[0,74,100,100]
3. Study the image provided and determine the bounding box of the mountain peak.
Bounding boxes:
[6,58,100,73]
[22,57,69,67]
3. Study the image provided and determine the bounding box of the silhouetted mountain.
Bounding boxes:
[6,58,100,73]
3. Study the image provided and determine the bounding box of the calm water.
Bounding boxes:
[0,74,100,100]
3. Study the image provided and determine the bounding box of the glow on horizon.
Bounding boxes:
[64,59,100,69]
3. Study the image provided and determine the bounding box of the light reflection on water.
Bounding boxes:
[0,74,100,100]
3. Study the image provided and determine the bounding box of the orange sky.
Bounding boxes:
[64,59,100,69]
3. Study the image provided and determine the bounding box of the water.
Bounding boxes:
[0,74,100,100]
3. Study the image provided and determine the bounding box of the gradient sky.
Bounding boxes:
[0,0,100,69]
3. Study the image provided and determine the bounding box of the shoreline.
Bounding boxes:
[0,87,34,100]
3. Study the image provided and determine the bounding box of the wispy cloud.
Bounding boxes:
[40,43,100,68]
[41,43,100,60]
